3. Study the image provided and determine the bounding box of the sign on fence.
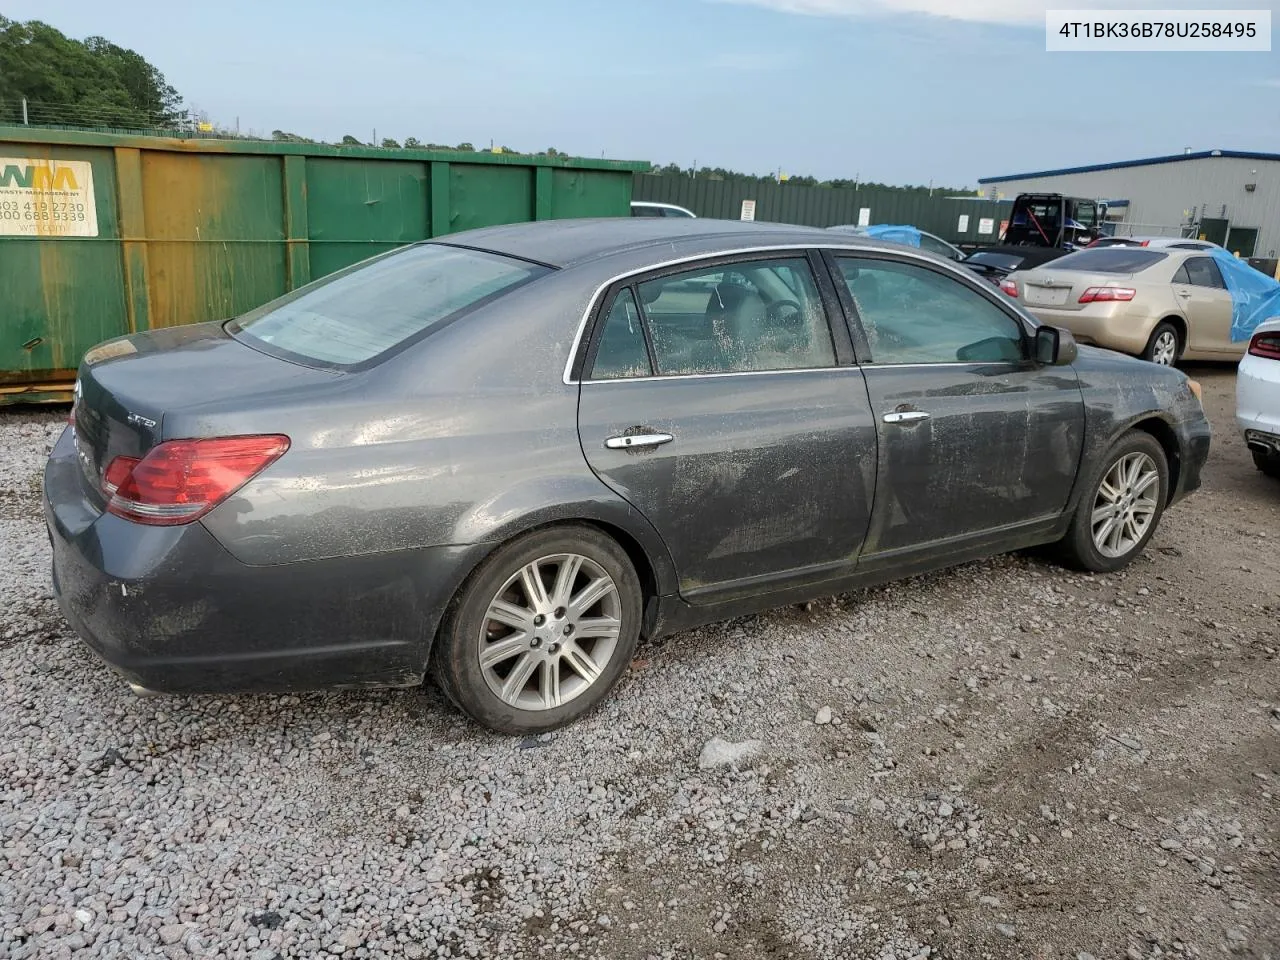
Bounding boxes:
[978,217,995,235]
[740,199,756,222]
[857,208,871,227]
[0,158,97,237]
[958,214,970,233]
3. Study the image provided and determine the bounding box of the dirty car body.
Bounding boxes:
[44,219,1211,728]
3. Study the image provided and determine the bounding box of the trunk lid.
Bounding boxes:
[1019,270,1135,312]
[72,322,334,505]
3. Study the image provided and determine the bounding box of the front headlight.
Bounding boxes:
[1185,379,1203,402]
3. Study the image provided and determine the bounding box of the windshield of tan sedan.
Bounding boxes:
[231,244,549,367]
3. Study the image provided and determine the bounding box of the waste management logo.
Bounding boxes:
[0,158,98,237]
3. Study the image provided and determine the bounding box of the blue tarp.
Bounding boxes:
[1209,249,1280,342]
[859,224,923,247]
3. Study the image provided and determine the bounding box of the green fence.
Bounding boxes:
[0,128,647,401]
[632,174,1012,244]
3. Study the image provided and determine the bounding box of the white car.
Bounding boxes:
[1237,316,1280,479]
[630,201,696,219]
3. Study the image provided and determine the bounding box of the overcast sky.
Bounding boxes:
[7,0,1279,186]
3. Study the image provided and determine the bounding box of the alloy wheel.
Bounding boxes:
[1151,330,1177,365]
[478,554,623,711]
[1091,452,1160,559]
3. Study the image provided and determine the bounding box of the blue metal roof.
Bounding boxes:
[978,150,1280,184]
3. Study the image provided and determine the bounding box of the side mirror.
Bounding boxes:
[1035,325,1078,366]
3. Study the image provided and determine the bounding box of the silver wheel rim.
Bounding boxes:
[479,553,622,711]
[1151,331,1177,365]
[1091,452,1160,559]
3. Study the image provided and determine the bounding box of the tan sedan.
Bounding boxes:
[1002,247,1241,364]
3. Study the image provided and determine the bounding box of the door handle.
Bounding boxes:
[882,411,931,424]
[1177,291,1192,298]
[605,432,674,450]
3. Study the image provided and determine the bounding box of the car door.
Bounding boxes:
[825,251,1085,562]
[575,253,877,601]
[1172,257,1235,355]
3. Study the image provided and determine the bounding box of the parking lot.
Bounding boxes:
[1,365,1277,960]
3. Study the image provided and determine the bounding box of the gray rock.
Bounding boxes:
[814,706,833,725]
[996,923,1017,939]
[697,737,763,769]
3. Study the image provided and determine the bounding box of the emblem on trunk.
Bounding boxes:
[126,413,158,429]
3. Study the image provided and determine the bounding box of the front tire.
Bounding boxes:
[1056,431,1169,572]
[1141,322,1180,365]
[432,525,643,734]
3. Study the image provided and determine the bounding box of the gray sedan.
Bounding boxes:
[45,219,1211,733]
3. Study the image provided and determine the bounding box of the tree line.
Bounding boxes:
[0,17,184,128]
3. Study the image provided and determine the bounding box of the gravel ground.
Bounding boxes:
[1,365,1277,960]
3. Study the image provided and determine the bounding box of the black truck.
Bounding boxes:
[960,193,1106,286]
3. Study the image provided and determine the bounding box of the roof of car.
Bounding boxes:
[436,218,894,269]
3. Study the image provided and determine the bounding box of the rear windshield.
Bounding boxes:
[230,244,549,367]
[1047,248,1168,274]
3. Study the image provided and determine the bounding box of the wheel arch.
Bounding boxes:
[1156,315,1187,353]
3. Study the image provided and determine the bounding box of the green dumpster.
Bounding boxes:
[0,128,647,403]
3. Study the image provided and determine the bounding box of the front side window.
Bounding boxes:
[589,289,652,379]
[635,258,836,375]
[836,257,1025,365]
[1182,257,1226,289]
[232,244,548,367]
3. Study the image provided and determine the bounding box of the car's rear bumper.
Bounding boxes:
[1236,352,1280,456]
[44,427,488,694]
[1026,303,1154,355]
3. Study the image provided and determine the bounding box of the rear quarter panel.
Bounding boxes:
[195,269,680,594]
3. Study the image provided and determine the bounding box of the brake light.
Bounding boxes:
[999,278,1018,297]
[1079,287,1137,303]
[1140,240,1151,247]
[1249,331,1280,360]
[102,435,290,526]
[102,456,140,497]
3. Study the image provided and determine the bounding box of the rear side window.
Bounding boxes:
[1048,249,1168,274]
[636,258,836,375]
[231,245,549,367]
[1182,257,1226,289]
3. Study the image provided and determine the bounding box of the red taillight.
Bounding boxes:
[999,278,1018,298]
[102,435,290,526]
[1079,287,1137,304]
[1249,332,1280,360]
[102,456,140,497]
[1139,240,1151,247]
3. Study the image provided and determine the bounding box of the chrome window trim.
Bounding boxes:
[581,366,867,386]
[562,243,1027,385]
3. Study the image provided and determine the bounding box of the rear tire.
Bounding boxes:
[432,524,643,735]
[1141,322,1180,365]
[1254,449,1280,479]
[1055,431,1169,573]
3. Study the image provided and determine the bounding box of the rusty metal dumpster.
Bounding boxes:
[0,128,647,402]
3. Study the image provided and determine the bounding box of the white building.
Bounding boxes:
[979,150,1280,259]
